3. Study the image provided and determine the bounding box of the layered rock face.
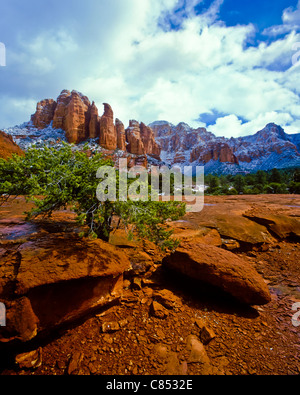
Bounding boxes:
[52,89,71,131]
[150,121,300,173]
[190,141,238,164]
[29,91,300,173]
[31,99,57,129]
[126,120,146,156]
[99,103,117,150]
[115,118,126,151]
[89,101,100,140]
[63,90,91,144]
[125,120,161,158]
[36,89,93,144]
[140,122,161,159]
[30,90,161,158]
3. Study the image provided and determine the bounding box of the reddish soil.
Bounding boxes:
[0,131,24,160]
[0,195,299,375]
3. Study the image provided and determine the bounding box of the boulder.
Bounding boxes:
[152,344,187,375]
[163,241,271,305]
[190,213,275,246]
[0,234,130,344]
[186,334,210,365]
[0,297,39,343]
[244,212,300,240]
[185,334,213,374]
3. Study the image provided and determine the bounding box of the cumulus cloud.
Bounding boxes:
[0,0,300,139]
[263,0,300,36]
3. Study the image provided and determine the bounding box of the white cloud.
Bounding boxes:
[209,112,296,138]
[263,0,300,36]
[79,13,300,137]
[282,0,300,25]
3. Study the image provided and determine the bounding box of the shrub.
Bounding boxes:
[0,144,186,251]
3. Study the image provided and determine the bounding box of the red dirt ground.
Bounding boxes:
[0,195,299,375]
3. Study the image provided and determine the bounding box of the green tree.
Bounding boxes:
[293,168,300,183]
[289,181,300,194]
[233,175,245,194]
[205,174,219,190]
[228,187,238,195]
[265,182,288,194]
[0,144,186,251]
[205,174,221,195]
[269,168,282,184]
[255,170,267,186]
[219,175,228,188]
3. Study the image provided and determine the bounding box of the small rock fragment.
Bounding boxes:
[15,348,42,370]
[153,289,182,309]
[195,318,216,345]
[186,335,210,364]
[132,277,142,290]
[67,351,84,375]
[151,301,169,319]
[102,321,120,333]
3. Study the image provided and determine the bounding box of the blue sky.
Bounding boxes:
[0,0,300,137]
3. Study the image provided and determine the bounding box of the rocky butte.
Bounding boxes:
[9,89,300,174]
[30,89,161,159]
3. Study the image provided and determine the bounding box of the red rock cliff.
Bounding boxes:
[30,90,161,159]
[0,130,24,159]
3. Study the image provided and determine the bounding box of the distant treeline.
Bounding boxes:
[203,167,300,195]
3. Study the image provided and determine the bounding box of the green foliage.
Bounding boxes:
[269,168,283,184]
[289,181,300,194]
[293,169,300,183]
[255,170,267,186]
[228,187,238,195]
[204,167,300,196]
[233,174,245,194]
[0,144,186,251]
[265,183,288,194]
